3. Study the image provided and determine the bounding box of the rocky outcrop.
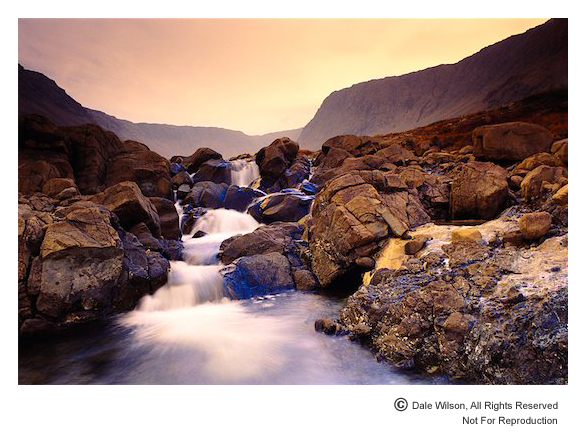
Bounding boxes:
[449,161,509,220]
[308,170,429,287]
[472,122,553,161]
[19,198,170,335]
[333,218,567,384]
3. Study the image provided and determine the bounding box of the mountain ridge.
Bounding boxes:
[298,18,568,148]
[18,64,302,159]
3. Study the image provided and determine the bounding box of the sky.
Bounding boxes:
[18,18,548,135]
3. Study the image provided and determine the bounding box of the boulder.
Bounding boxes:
[404,236,428,255]
[222,252,295,299]
[255,137,299,183]
[275,155,311,191]
[223,185,265,212]
[183,181,228,209]
[311,155,396,187]
[520,165,568,200]
[105,140,173,199]
[173,147,222,174]
[450,161,508,220]
[41,178,78,198]
[374,143,417,164]
[149,197,181,240]
[293,270,319,291]
[472,122,553,161]
[18,161,63,195]
[513,152,561,173]
[552,185,568,206]
[220,222,303,264]
[518,212,552,241]
[171,170,194,189]
[321,135,379,157]
[90,181,161,237]
[192,159,232,185]
[248,192,314,224]
[33,204,124,318]
[551,139,568,165]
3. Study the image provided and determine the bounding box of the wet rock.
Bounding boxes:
[293,269,319,291]
[183,181,228,209]
[472,122,553,161]
[314,318,344,336]
[222,252,294,299]
[248,192,313,224]
[173,147,222,174]
[356,257,376,270]
[223,185,265,212]
[518,211,552,241]
[171,171,193,189]
[450,161,508,220]
[220,222,302,264]
[404,236,428,255]
[192,159,232,185]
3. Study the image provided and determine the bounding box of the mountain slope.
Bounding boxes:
[298,18,568,149]
[18,65,302,158]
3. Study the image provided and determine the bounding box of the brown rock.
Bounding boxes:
[552,185,568,206]
[452,228,482,243]
[293,270,319,291]
[520,165,568,200]
[551,139,568,165]
[518,212,552,241]
[149,197,181,240]
[450,161,508,220]
[404,236,428,255]
[472,122,553,161]
[255,137,299,183]
[90,181,161,237]
[41,178,77,197]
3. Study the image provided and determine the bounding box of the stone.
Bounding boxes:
[248,192,314,224]
[552,185,568,206]
[173,147,222,174]
[192,159,232,185]
[222,252,295,299]
[513,152,561,173]
[452,228,482,243]
[518,212,552,241]
[404,236,428,255]
[41,178,78,198]
[183,181,228,209]
[520,165,568,200]
[551,139,568,165]
[90,181,161,237]
[255,137,299,183]
[105,140,173,199]
[223,185,265,212]
[450,161,508,220]
[472,122,553,161]
[171,170,194,189]
[293,270,319,291]
[149,197,181,240]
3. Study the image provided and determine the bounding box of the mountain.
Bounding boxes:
[18,65,302,158]
[298,18,568,149]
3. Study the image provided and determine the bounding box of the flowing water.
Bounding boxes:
[18,164,438,385]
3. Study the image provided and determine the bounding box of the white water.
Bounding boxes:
[230,159,260,187]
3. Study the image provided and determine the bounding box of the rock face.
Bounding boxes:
[308,170,429,287]
[149,197,181,240]
[450,161,509,220]
[255,137,299,189]
[472,122,553,161]
[337,219,568,384]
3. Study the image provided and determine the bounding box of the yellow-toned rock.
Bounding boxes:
[451,228,482,243]
[518,212,552,241]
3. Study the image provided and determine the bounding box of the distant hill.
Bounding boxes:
[298,18,568,149]
[18,65,302,158]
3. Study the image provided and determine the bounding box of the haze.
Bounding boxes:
[18,18,547,135]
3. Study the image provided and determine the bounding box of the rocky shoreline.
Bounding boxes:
[18,103,568,384]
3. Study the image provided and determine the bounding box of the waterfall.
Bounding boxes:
[136,208,260,311]
[230,159,260,187]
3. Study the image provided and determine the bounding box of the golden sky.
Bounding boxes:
[18,18,548,135]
